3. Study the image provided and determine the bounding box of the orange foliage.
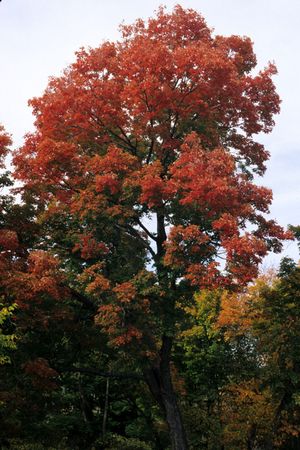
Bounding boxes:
[0,124,11,165]
[11,5,291,351]
[73,233,109,260]
[23,358,59,390]
[221,380,274,448]
[216,290,253,339]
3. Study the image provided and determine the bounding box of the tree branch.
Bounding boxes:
[61,366,144,381]
[136,217,157,242]
[146,138,155,164]
[114,223,157,260]
[69,288,97,311]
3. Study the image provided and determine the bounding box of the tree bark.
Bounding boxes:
[247,423,257,450]
[145,336,188,450]
[150,212,188,449]
[160,335,188,450]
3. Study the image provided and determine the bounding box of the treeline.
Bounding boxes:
[0,156,299,448]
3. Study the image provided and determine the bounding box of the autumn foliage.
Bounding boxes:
[0,5,296,450]
[13,5,289,297]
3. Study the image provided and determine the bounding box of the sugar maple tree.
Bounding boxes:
[13,6,290,449]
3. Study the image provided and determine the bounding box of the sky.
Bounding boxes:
[0,0,299,266]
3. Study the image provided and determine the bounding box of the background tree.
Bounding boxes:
[202,261,300,450]
[249,259,300,449]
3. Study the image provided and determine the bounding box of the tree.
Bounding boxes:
[205,262,300,450]
[0,125,17,365]
[177,290,234,449]
[249,260,300,449]
[12,6,290,449]
[0,304,16,365]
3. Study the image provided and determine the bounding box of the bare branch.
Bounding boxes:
[136,217,157,242]
[114,223,157,260]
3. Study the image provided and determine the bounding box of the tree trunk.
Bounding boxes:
[149,214,188,448]
[145,336,188,450]
[102,377,109,438]
[160,362,188,449]
[247,423,257,450]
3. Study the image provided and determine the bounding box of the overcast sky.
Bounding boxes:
[0,0,299,265]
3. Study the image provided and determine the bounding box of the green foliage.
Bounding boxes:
[0,303,17,365]
[8,441,68,450]
[97,433,153,450]
[289,224,300,249]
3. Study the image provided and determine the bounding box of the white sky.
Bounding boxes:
[0,0,299,266]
